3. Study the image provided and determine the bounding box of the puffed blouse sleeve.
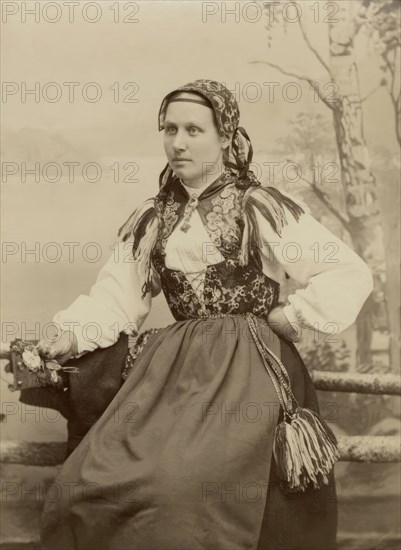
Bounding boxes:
[53,199,161,354]
[247,186,374,339]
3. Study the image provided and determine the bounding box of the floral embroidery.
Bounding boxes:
[122,328,162,381]
[213,186,236,214]
[159,190,181,253]
[204,184,242,256]
[156,174,244,261]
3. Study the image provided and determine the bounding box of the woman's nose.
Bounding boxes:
[172,131,187,151]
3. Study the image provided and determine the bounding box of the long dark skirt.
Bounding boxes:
[40,316,337,550]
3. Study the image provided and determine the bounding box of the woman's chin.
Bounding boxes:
[172,166,196,180]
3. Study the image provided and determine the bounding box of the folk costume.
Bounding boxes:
[40,80,373,550]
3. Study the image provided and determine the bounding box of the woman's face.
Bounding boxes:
[163,93,230,186]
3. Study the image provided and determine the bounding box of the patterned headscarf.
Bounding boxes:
[158,79,257,189]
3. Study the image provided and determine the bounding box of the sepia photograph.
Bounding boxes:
[1,1,400,549]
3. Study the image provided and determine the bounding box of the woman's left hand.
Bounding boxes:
[37,330,79,365]
[267,304,300,343]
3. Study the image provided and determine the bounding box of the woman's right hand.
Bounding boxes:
[267,304,301,343]
[37,330,79,365]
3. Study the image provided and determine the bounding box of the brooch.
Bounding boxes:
[180,194,199,233]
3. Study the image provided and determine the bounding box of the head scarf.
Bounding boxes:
[158,79,258,190]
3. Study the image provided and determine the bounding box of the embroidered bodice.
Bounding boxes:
[153,249,279,322]
[151,171,280,321]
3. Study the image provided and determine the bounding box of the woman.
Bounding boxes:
[39,79,373,550]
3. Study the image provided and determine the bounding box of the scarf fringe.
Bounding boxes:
[238,186,308,267]
[249,186,307,235]
[136,215,159,300]
[117,198,159,300]
[238,186,253,266]
[118,198,156,241]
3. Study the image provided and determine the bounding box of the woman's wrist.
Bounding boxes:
[64,330,79,357]
[38,329,79,364]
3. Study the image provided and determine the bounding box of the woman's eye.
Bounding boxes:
[164,126,200,135]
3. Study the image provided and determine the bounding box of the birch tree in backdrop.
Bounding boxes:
[251,0,400,372]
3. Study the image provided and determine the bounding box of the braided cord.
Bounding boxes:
[246,313,300,416]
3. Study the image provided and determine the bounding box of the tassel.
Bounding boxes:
[246,313,339,493]
[273,407,339,492]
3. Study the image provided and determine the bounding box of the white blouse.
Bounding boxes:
[53,183,373,353]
